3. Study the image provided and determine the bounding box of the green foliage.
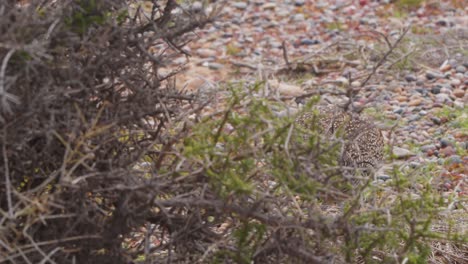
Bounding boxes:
[226,43,241,56]
[184,83,290,197]
[325,21,343,31]
[435,106,467,130]
[181,82,456,262]
[214,221,266,263]
[395,0,425,10]
[65,0,111,34]
[345,165,450,262]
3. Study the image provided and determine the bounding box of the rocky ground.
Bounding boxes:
[126,1,468,261]
[169,0,467,198]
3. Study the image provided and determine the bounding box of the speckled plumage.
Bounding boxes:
[296,105,384,175]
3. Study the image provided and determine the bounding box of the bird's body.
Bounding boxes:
[296,105,384,178]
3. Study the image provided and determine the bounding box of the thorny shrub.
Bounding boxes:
[0,1,465,264]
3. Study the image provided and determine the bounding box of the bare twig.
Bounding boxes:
[361,26,411,88]
[282,40,290,68]
[2,126,13,218]
[0,49,20,116]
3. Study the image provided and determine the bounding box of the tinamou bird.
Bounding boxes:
[296,105,384,181]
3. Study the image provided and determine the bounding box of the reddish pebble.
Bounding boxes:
[453,89,465,98]
[439,64,452,72]
[409,99,422,106]
[396,96,407,102]
[440,146,455,157]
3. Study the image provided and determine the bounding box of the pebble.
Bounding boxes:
[396,96,407,102]
[377,175,391,181]
[262,3,277,10]
[393,147,414,159]
[455,65,467,73]
[300,38,320,45]
[440,146,455,157]
[295,0,305,6]
[408,99,422,106]
[459,142,467,150]
[440,138,452,148]
[453,89,465,98]
[292,13,305,22]
[207,62,224,70]
[408,114,420,121]
[192,1,203,12]
[448,155,462,165]
[440,87,451,94]
[453,100,464,108]
[450,79,461,86]
[426,71,444,80]
[405,74,417,82]
[435,93,452,103]
[421,144,437,152]
[430,117,441,125]
[439,64,452,72]
[430,86,441,94]
[197,48,217,58]
[233,2,248,9]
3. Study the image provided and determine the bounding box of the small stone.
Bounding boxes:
[440,87,451,94]
[409,161,420,168]
[405,74,417,82]
[450,78,461,86]
[408,99,422,106]
[393,108,404,114]
[454,100,464,109]
[393,147,414,159]
[448,155,462,165]
[192,1,203,12]
[439,64,452,72]
[269,80,304,97]
[408,114,420,121]
[430,86,441,94]
[436,19,449,27]
[453,89,465,98]
[421,144,437,152]
[415,88,427,96]
[455,65,467,73]
[459,141,467,150]
[336,76,349,86]
[426,70,444,80]
[435,93,452,103]
[430,116,441,125]
[196,48,217,58]
[440,146,455,157]
[300,38,320,45]
[233,2,248,9]
[440,138,452,148]
[292,13,305,22]
[419,110,427,116]
[396,96,407,102]
[295,0,305,6]
[208,63,224,70]
[262,3,276,10]
[377,175,391,181]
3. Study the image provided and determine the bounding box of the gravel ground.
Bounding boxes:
[174,0,467,197]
